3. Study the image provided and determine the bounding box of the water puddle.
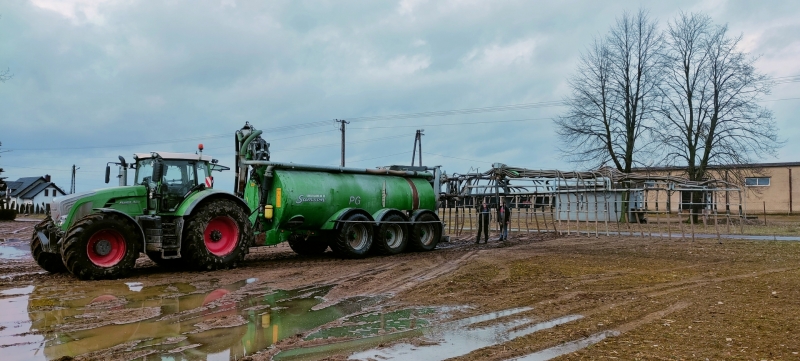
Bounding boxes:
[3,276,612,361]
[509,330,620,360]
[346,311,582,361]
[272,306,585,361]
[10,278,393,361]
[0,239,30,260]
[0,285,35,296]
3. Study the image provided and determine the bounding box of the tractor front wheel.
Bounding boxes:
[61,213,139,280]
[183,199,250,270]
[30,233,67,273]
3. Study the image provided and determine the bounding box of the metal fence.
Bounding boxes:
[438,164,797,241]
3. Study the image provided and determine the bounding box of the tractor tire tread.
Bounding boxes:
[61,213,139,280]
[30,233,67,273]
[182,199,251,270]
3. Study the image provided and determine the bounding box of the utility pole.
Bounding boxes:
[411,129,424,166]
[335,119,349,167]
[70,164,79,194]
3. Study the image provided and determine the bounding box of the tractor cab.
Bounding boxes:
[131,151,228,212]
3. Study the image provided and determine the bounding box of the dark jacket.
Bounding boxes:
[497,205,511,223]
[477,203,491,218]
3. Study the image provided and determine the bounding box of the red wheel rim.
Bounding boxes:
[86,229,127,267]
[204,216,239,256]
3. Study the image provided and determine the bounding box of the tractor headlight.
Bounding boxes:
[56,215,68,227]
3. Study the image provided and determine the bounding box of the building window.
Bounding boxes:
[745,177,770,186]
[45,189,49,196]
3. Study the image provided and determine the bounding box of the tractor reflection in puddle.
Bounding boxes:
[25,280,381,360]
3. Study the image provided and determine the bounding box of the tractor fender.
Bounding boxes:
[177,189,252,218]
[372,208,409,225]
[322,208,375,231]
[94,208,147,253]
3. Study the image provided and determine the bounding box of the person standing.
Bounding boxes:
[476,199,490,244]
[498,199,511,241]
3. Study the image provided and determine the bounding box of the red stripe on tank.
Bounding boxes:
[404,178,420,210]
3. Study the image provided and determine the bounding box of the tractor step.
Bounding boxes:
[161,249,181,259]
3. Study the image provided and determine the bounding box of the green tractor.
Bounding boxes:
[32,150,251,280]
[33,122,443,280]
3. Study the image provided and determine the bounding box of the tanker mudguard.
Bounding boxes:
[94,208,147,252]
[410,209,441,222]
[372,208,408,225]
[176,188,252,216]
[321,208,375,230]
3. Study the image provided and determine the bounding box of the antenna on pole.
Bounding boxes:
[411,129,424,166]
[335,119,349,167]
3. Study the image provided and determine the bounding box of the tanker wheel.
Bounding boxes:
[145,251,186,269]
[60,213,139,280]
[408,213,441,252]
[371,214,408,255]
[331,214,373,258]
[183,199,250,270]
[287,235,329,256]
[30,232,67,273]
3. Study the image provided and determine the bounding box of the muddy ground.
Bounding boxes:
[2,219,800,360]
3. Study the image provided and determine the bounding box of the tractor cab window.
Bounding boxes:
[197,163,209,188]
[135,159,155,185]
[162,160,197,196]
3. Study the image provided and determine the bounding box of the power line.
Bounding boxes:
[349,117,552,129]
[345,100,566,123]
[426,152,492,164]
[348,151,413,164]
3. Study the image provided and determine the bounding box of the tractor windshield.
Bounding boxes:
[135,159,155,185]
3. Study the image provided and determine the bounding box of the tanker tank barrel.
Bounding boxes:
[240,160,433,179]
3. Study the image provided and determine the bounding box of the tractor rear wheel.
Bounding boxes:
[288,235,329,255]
[183,199,250,270]
[408,213,441,252]
[331,214,373,258]
[61,213,139,280]
[371,214,408,255]
[30,233,67,273]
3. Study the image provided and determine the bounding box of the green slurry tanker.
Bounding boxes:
[32,122,444,280]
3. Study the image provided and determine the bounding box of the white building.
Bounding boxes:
[4,175,67,212]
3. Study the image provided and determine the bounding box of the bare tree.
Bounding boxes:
[656,12,779,184]
[0,68,10,83]
[556,9,664,174]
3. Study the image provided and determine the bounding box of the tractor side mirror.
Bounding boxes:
[152,160,164,182]
[105,165,111,184]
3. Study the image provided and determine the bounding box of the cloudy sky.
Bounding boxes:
[1,0,799,193]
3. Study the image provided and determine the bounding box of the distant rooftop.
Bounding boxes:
[632,162,800,172]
